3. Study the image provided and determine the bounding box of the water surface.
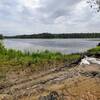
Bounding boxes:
[3,39,100,54]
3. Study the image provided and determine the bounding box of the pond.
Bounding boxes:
[3,39,100,54]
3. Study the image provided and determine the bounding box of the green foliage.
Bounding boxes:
[0,34,3,39]
[0,42,82,80]
[5,33,100,39]
[87,46,100,55]
[0,42,81,64]
[64,54,81,61]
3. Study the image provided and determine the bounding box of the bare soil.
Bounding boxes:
[0,64,100,100]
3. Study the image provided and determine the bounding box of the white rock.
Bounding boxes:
[80,56,100,65]
[86,56,100,64]
[80,58,90,65]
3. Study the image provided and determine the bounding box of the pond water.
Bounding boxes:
[3,39,100,54]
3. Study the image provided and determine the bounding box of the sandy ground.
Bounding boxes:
[0,64,100,100]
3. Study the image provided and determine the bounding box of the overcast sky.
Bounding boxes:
[0,0,100,35]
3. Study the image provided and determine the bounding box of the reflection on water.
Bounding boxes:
[3,39,100,54]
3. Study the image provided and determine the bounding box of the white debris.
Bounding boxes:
[80,56,100,65]
[80,58,90,65]
[86,56,100,65]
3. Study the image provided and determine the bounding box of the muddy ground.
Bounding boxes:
[0,64,100,100]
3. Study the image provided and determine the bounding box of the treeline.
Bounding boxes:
[0,34,3,39]
[4,33,100,39]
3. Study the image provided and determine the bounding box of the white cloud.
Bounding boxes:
[0,0,100,35]
[19,0,40,9]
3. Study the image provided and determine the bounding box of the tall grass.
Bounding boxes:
[0,42,82,80]
[0,42,81,62]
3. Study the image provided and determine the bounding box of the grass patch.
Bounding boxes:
[87,46,100,56]
[0,42,81,80]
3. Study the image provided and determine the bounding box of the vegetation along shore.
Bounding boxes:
[0,41,100,100]
[1,33,100,39]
